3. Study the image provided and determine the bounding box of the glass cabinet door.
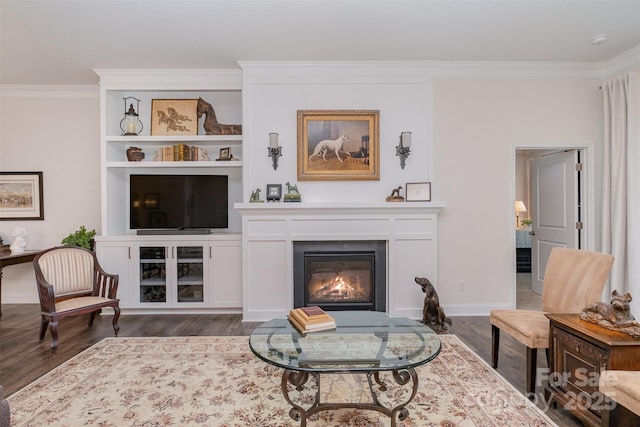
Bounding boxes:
[139,246,167,303]
[176,246,204,303]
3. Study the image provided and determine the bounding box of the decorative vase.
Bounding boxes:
[126,147,145,162]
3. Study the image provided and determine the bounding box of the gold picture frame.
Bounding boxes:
[151,99,198,136]
[297,110,380,181]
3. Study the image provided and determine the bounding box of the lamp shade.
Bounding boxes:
[515,200,527,213]
[401,131,412,147]
[269,133,279,148]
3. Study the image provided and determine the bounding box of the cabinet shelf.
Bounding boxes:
[106,161,243,168]
[106,135,242,145]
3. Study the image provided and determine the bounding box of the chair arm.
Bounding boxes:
[94,268,119,300]
[36,278,56,314]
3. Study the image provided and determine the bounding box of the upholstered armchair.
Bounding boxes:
[490,247,614,396]
[600,370,640,424]
[33,246,120,351]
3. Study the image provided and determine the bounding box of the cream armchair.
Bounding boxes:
[600,370,640,424]
[33,246,120,351]
[490,247,614,396]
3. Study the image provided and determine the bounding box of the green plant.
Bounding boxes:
[521,218,532,227]
[61,225,96,249]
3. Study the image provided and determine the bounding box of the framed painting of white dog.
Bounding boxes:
[297,110,380,180]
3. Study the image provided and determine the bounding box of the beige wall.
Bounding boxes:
[0,91,100,302]
[433,78,603,313]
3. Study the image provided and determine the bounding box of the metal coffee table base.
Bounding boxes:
[281,367,419,427]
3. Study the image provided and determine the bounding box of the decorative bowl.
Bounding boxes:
[126,147,145,162]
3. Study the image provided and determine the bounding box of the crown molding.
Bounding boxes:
[0,85,98,98]
[239,60,605,84]
[3,50,640,97]
[93,69,242,90]
[602,45,640,78]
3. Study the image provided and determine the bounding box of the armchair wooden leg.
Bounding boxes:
[112,306,120,336]
[39,316,49,340]
[88,311,98,327]
[48,319,59,352]
[491,325,500,369]
[526,347,537,398]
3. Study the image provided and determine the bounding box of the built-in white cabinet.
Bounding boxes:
[95,69,244,236]
[94,70,244,313]
[137,242,207,308]
[95,235,242,311]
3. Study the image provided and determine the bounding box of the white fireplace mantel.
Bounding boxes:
[235,201,445,322]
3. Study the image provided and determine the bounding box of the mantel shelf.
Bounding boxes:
[235,201,446,215]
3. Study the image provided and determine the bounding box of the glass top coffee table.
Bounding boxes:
[249,311,441,426]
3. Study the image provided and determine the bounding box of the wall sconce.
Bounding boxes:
[396,131,412,169]
[120,97,143,136]
[515,200,527,229]
[268,133,282,170]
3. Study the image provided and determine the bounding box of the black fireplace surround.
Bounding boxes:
[293,240,386,312]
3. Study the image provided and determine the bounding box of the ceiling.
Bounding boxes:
[1,0,639,86]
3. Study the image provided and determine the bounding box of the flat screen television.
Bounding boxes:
[130,174,228,232]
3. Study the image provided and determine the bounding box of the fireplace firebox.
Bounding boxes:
[293,241,386,311]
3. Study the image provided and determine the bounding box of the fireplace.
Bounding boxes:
[293,241,386,311]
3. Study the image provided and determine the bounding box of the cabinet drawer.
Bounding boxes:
[553,327,608,416]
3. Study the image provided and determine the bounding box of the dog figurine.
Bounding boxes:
[581,290,636,326]
[580,290,640,337]
[415,277,452,332]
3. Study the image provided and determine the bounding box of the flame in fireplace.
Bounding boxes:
[315,275,364,300]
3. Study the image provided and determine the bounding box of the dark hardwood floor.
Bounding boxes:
[0,304,584,426]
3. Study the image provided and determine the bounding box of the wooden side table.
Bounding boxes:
[0,250,40,318]
[545,313,640,427]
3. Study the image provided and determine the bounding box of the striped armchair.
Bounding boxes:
[33,246,120,351]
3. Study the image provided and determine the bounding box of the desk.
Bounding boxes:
[249,311,441,426]
[0,250,40,318]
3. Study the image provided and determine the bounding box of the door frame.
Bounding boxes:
[511,145,596,301]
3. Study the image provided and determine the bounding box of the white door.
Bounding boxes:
[530,150,581,294]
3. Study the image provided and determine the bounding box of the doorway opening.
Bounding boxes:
[515,148,587,309]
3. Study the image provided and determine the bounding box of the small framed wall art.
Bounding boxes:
[151,99,199,136]
[0,172,44,220]
[297,110,380,181]
[405,182,431,202]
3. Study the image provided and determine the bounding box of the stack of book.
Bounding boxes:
[288,306,336,334]
[154,145,210,161]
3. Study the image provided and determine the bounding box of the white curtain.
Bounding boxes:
[601,71,640,317]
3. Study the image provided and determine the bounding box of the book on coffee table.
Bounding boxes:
[288,307,336,333]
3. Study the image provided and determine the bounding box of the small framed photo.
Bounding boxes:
[218,147,231,160]
[151,99,198,136]
[0,172,44,220]
[266,184,282,202]
[405,182,431,202]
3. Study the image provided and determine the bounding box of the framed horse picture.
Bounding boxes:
[0,172,44,220]
[297,110,380,181]
[151,99,198,136]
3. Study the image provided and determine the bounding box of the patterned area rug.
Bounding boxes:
[8,335,557,426]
